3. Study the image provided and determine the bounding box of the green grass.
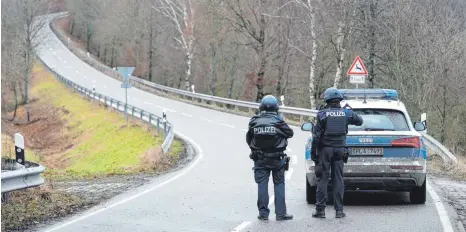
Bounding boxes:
[30,63,182,179]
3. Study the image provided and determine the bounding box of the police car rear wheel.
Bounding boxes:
[306,177,317,204]
[409,179,426,204]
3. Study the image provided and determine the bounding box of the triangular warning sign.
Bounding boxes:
[347,56,368,75]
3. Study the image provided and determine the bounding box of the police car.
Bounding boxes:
[301,89,428,204]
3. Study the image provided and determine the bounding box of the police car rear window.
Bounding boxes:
[348,109,410,131]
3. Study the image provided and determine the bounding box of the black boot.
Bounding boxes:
[257,215,268,221]
[312,209,326,218]
[336,210,346,218]
[276,214,293,221]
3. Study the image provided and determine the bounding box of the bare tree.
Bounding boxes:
[2,0,50,122]
[153,0,197,91]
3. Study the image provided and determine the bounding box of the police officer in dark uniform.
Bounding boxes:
[246,95,294,221]
[311,87,363,219]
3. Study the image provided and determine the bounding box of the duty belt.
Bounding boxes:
[252,151,285,159]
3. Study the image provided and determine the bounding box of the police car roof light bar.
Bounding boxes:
[338,89,398,101]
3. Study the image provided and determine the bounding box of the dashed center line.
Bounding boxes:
[201,118,213,123]
[144,101,152,105]
[241,129,248,132]
[83,75,87,79]
[182,113,192,117]
[219,123,235,128]
[57,56,62,60]
[75,70,79,74]
[268,195,275,206]
[230,221,251,232]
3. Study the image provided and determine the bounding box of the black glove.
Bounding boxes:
[343,147,350,163]
[315,163,323,178]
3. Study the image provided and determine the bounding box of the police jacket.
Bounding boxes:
[312,103,363,148]
[246,112,294,153]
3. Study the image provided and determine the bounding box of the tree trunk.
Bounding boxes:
[367,1,377,88]
[209,42,217,95]
[308,0,317,109]
[333,22,346,88]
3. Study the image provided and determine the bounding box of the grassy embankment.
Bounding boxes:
[1,62,184,231]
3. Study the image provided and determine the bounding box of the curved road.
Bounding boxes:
[36,13,455,232]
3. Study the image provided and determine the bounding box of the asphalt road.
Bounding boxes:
[34,13,455,232]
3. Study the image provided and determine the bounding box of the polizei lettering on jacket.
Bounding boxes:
[326,111,346,117]
[253,126,277,134]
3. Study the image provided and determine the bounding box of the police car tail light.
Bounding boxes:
[391,137,420,148]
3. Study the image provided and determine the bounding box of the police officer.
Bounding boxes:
[311,87,363,219]
[246,95,294,221]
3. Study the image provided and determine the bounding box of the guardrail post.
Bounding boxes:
[299,115,304,124]
[15,133,25,165]
[156,118,161,133]
[117,101,119,109]
[140,110,143,122]
[163,121,167,138]
[132,107,135,117]
[149,114,152,124]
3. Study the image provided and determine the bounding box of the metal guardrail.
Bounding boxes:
[35,55,175,154]
[1,163,45,194]
[47,13,458,165]
[420,132,458,164]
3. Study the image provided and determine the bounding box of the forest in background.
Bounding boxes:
[2,0,466,155]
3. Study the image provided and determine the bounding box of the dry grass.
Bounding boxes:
[1,183,87,232]
[427,151,466,180]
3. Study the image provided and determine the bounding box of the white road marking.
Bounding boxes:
[219,123,235,128]
[42,131,204,232]
[166,108,177,113]
[201,118,213,123]
[63,60,66,63]
[291,155,298,165]
[75,70,79,74]
[182,113,192,117]
[287,148,293,152]
[427,180,454,232]
[268,195,275,206]
[230,221,252,232]
[285,168,294,181]
[241,129,248,132]
[83,75,87,79]
[57,56,62,60]
[144,101,152,105]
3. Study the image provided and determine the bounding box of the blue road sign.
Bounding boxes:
[116,67,135,82]
[121,83,132,88]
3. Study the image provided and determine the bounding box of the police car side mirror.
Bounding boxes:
[301,122,314,132]
[413,122,426,131]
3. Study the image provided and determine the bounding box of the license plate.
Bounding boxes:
[350,147,384,156]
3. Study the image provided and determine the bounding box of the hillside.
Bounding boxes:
[1,62,185,231]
